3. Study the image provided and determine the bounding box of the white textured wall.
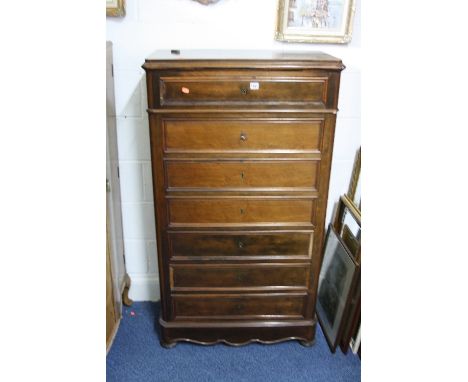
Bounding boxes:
[106,0,361,301]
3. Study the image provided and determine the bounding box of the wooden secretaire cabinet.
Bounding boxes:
[143,50,344,347]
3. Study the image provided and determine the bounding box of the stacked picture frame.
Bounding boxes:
[317,148,361,356]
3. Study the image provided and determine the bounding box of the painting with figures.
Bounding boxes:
[287,0,345,31]
[276,0,355,43]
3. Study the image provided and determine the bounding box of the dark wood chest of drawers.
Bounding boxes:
[143,50,344,347]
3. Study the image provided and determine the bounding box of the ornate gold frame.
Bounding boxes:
[106,0,126,17]
[347,147,361,211]
[193,0,221,4]
[333,194,361,263]
[275,0,356,44]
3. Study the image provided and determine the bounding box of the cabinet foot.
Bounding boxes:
[122,273,133,306]
[160,341,177,349]
[299,339,315,347]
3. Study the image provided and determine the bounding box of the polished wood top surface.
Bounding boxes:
[143,49,344,70]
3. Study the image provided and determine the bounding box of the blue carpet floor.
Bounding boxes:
[107,302,360,382]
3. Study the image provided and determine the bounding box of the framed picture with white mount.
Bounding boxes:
[333,195,360,263]
[275,0,357,44]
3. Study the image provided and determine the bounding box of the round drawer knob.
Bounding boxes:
[238,241,244,249]
[240,87,248,95]
[240,133,247,141]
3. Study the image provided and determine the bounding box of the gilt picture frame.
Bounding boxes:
[347,147,361,211]
[333,194,361,263]
[193,0,221,4]
[275,0,356,44]
[106,0,126,17]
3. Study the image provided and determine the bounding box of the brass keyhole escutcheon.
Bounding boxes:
[240,171,244,180]
[240,208,244,215]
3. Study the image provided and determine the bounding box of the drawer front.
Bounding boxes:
[169,231,313,258]
[170,264,310,290]
[163,118,323,153]
[159,73,328,106]
[166,161,318,190]
[173,293,307,319]
[168,199,314,226]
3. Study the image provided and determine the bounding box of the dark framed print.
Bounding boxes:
[339,270,360,353]
[317,224,359,352]
[332,195,361,353]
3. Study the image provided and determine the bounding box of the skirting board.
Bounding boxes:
[128,274,160,301]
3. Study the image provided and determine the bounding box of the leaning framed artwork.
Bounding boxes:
[336,194,361,263]
[106,0,126,17]
[347,147,361,211]
[316,224,359,352]
[275,0,356,44]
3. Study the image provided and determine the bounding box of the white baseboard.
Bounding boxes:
[127,274,160,301]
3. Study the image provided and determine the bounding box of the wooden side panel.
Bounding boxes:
[106,41,126,313]
[307,114,338,316]
[106,234,118,348]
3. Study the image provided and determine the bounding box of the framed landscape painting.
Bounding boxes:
[275,0,356,43]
